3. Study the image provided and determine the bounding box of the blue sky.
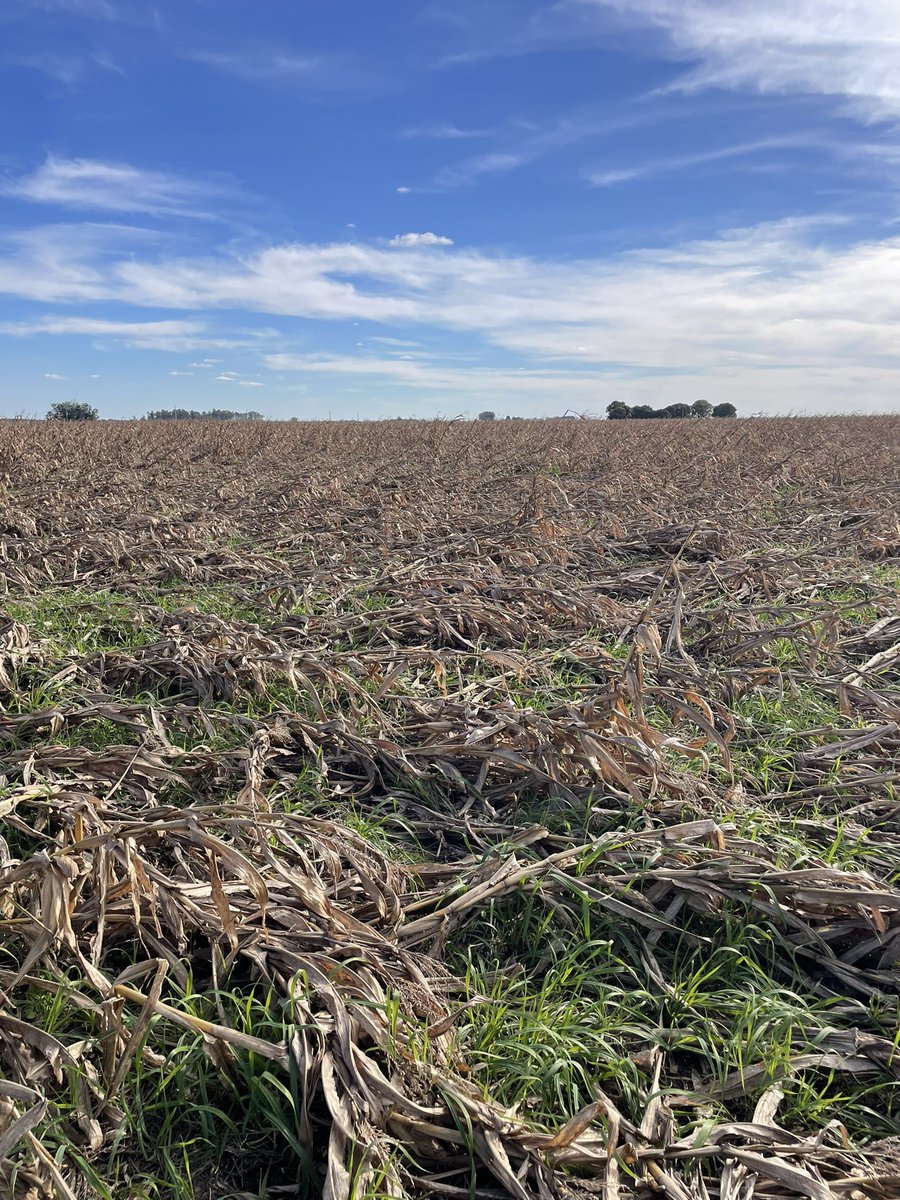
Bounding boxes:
[2,0,900,418]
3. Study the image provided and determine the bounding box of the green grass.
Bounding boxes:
[149,581,267,625]
[4,540,898,1198]
[341,800,424,862]
[55,716,143,750]
[32,978,319,1200]
[450,881,896,1142]
[5,588,156,655]
[724,682,857,792]
[1,671,83,714]
[459,946,653,1123]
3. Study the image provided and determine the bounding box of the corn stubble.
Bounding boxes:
[0,415,898,1199]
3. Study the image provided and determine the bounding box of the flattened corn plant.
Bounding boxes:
[0,415,898,1199]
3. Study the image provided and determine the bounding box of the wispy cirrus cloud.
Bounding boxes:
[430,107,671,188]
[369,336,426,349]
[265,351,604,404]
[186,48,378,93]
[6,0,119,19]
[2,0,159,24]
[4,49,124,84]
[211,372,263,388]
[189,50,321,82]
[571,0,900,121]
[415,3,900,196]
[1,315,208,348]
[424,0,587,67]
[435,152,526,187]
[430,0,900,123]
[0,313,276,352]
[586,134,825,187]
[1,155,239,219]
[402,123,496,140]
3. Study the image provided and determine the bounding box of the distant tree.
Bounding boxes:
[145,408,263,420]
[663,403,692,419]
[47,401,98,421]
[712,402,737,418]
[606,401,632,419]
[477,410,496,421]
[691,399,713,418]
[630,405,657,419]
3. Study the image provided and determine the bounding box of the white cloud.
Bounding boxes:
[4,50,122,85]
[430,109,658,189]
[189,50,322,82]
[238,379,264,387]
[266,352,584,390]
[89,373,100,378]
[263,353,622,414]
[263,351,900,417]
[435,152,525,187]
[4,316,194,337]
[389,232,454,247]
[402,123,495,140]
[43,372,66,380]
[0,314,228,351]
[0,222,160,304]
[586,135,823,186]
[576,0,900,120]
[169,370,194,376]
[396,186,412,194]
[369,336,424,348]
[1,155,232,218]
[187,49,375,93]
[4,216,900,411]
[8,0,121,18]
[107,240,422,320]
[13,0,149,20]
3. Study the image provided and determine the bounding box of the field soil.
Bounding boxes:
[0,415,899,1200]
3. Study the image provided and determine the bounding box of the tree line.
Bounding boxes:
[145,408,264,421]
[44,400,739,422]
[45,403,265,421]
[606,400,736,419]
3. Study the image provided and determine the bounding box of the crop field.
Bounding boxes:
[0,414,898,1200]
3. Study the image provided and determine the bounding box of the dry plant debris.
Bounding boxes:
[0,414,898,1200]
